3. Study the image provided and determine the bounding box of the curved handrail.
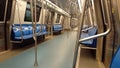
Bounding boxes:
[79,25,111,42]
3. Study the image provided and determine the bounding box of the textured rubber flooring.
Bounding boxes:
[0,31,77,68]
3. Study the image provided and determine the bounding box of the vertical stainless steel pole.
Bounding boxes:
[34,0,38,67]
[41,0,44,32]
[73,0,87,68]
[30,0,38,67]
[100,0,108,25]
[3,0,8,50]
[3,0,8,24]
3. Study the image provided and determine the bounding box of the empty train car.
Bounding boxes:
[0,0,120,68]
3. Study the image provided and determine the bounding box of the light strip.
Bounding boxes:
[78,0,82,13]
[45,0,71,17]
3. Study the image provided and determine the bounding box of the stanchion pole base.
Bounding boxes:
[34,61,38,67]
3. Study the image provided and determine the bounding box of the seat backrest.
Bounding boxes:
[110,46,120,68]
[13,27,22,37]
[53,24,62,28]
[88,27,97,36]
[42,25,47,32]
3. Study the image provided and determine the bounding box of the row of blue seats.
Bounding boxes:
[80,27,97,48]
[53,24,62,32]
[11,24,48,40]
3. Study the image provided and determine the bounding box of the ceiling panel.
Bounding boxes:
[50,0,80,17]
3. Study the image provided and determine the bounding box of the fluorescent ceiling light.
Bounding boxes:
[78,0,82,13]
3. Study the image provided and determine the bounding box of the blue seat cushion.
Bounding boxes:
[22,27,30,35]
[54,28,62,31]
[28,26,33,34]
[13,27,22,37]
[53,24,62,31]
[80,32,93,45]
[42,25,46,32]
[36,26,40,33]
[37,32,48,36]
[88,27,97,36]
[14,34,33,40]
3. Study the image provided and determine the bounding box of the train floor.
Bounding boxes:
[0,29,105,68]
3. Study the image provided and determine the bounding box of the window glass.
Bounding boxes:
[24,2,41,22]
[0,0,6,21]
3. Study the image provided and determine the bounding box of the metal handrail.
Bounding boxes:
[10,0,24,43]
[79,0,112,42]
[73,0,88,68]
[30,0,38,67]
[3,0,8,24]
[100,0,108,25]
[79,26,111,42]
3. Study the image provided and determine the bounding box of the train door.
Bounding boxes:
[100,0,115,68]
[56,14,60,24]
[100,0,120,68]
[0,0,13,52]
[110,0,120,52]
[49,10,55,35]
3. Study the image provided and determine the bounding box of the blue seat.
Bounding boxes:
[80,27,97,48]
[36,26,40,33]
[37,24,48,36]
[53,24,62,32]
[88,27,97,36]
[13,27,22,37]
[110,46,120,68]
[42,25,48,33]
[80,32,93,45]
[12,25,32,40]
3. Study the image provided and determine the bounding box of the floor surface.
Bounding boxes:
[0,30,105,68]
[0,31,77,68]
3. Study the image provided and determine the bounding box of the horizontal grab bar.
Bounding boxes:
[79,26,111,42]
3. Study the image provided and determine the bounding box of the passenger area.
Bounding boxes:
[1,0,120,68]
[0,31,78,68]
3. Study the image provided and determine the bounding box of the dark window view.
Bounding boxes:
[51,11,55,21]
[0,0,12,21]
[24,2,41,22]
[45,11,49,24]
[0,0,6,21]
[56,14,60,23]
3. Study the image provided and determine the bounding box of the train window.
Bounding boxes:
[0,0,6,21]
[0,0,12,22]
[56,14,60,23]
[51,11,55,21]
[24,2,41,22]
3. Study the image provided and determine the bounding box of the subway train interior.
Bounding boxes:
[0,0,120,68]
